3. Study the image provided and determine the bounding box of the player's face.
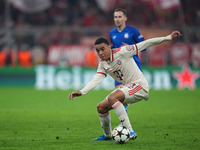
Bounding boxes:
[114,11,127,28]
[95,43,111,61]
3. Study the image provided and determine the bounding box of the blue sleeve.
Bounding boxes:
[132,28,147,52]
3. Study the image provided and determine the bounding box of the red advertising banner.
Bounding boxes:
[191,44,200,67]
[147,45,169,66]
[169,43,191,66]
[47,45,92,67]
[47,43,196,67]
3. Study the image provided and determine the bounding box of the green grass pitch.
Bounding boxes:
[0,87,200,150]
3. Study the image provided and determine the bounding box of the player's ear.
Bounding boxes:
[124,16,127,22]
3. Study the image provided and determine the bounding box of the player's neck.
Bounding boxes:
[117,24,126,32]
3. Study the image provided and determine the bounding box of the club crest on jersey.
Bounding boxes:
[126,45,134,51]
[124,33,129,38]
[117,60,122,65]
[113,35,116,39]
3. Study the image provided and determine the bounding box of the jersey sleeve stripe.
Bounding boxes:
[134,44,138,55]
[97,72,107,77]
[111,51,114,61]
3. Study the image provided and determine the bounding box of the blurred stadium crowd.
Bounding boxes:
[0,0,200,68]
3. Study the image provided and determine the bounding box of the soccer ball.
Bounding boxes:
[112,126,130,144]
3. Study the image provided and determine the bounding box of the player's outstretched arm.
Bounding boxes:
[68,73,105,101]
[69,91,82,100]
[135,30,181,52]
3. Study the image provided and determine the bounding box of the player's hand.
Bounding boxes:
[68,91,82,100]
[171,30,182,39]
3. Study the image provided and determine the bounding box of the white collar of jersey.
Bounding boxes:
[117,25,126,32]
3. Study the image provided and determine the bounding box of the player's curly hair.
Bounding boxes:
[94,37,109,46]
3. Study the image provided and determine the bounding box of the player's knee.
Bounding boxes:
[97,103,106,114]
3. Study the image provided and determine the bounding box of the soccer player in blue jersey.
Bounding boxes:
[109,8,147,113]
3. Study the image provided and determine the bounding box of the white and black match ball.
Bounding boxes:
[112,126,130,144]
